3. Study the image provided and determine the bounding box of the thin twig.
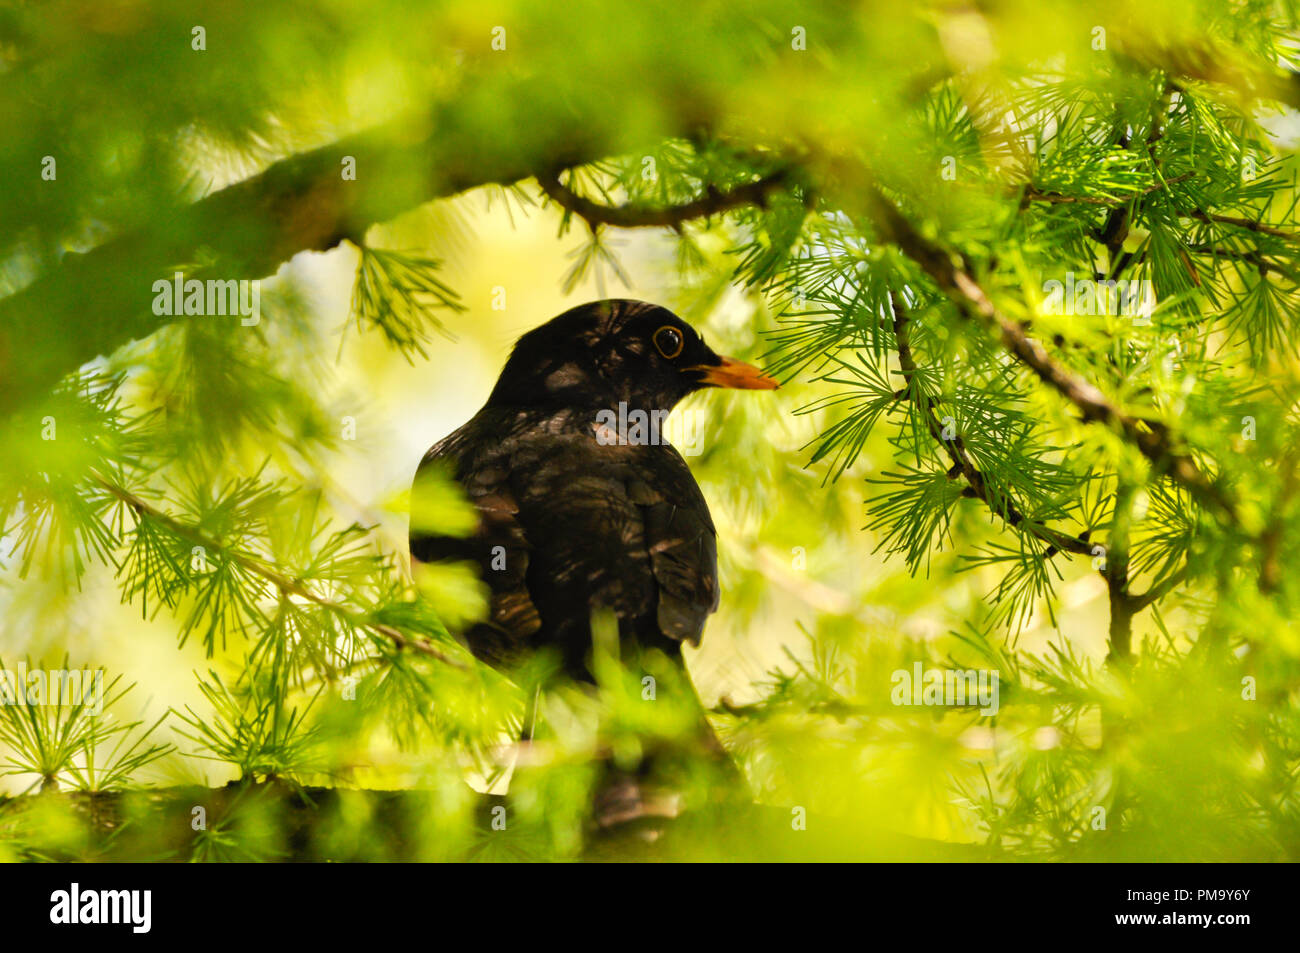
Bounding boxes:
[536,166,797,231]
[1184,244,1300,283]
[1130,564,1190,611]
[1021,182,1300,245]
[94,474,465,668]
[1184,208,1300,244]
[1017,171,1196,209]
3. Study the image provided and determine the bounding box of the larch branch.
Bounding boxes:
[866,185,1239,524]
[535,166,797,231]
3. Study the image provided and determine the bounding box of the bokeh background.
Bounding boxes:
[1,0,1296,860]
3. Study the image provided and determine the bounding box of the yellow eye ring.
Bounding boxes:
[654,325,684,359]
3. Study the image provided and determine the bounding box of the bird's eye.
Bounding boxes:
[653,325,684,359]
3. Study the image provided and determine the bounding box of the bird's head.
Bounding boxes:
[487,299,778,413]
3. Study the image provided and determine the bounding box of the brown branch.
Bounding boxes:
[0,83,677,415]
[1095,83,1178,275]
[535,166,797,231]
[1104,480,1138,664]
[1184,208,1300,244]
[1259,444,1300,594]
[1018,174,1300,247]
[93,474,465,668]
[1130,564,1190,612]
[890,296,1094,559]
[894,242,1194,612]
[865,185,1239,524]
[1184,245,1300,283]
[1023,185,1300,245]
[1017,171,1196,209]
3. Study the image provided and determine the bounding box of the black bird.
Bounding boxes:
[409,299,776,777]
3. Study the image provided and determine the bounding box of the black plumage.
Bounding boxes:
[410,298,776,702]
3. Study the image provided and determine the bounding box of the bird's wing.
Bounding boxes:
[410,422,542,666]
[412,418,719,665]
[626,448,719,646]
[505,435,719,650]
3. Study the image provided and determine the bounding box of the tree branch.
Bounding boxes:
[0,85,672,415]
[1104,479,1138,664]
[890,296,1094,559]
[1016,171,1196,209]
[1019,178,1300,246]
[1184,208,1300,244]
[1130,564,1190,611]
[535,166,797,231]
[866,186,1239,524]
[1184,244,1300,283]
[93,474,465,668]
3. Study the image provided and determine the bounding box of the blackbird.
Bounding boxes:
[409,299,777,766]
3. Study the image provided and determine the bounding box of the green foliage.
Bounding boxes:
[0,661,171,794]
[0,0,1297,861]
[349,247,465,360]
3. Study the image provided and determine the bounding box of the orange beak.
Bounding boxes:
[688,356,780,390]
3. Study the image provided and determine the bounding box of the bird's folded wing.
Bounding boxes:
[413,428,719,656]
[628,475,719,646]
[499,438,720,650]
[410,451,541,664]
